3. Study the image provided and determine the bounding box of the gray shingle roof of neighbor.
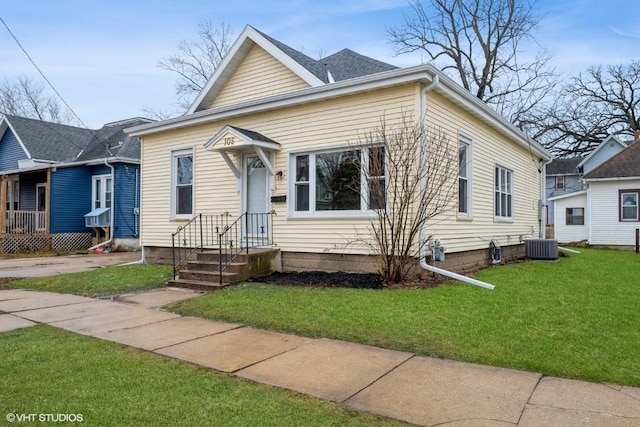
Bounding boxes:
[583,140,640,179]
[253,27,398,83]
[546,157,583,175]
[5,114,93,162]
[75,117,152,162]
[2,114,151,165]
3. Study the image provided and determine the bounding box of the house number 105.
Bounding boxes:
[224,137,235,146]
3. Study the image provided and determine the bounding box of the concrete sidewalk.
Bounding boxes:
[0,252,141,278]
[2,288,639,426]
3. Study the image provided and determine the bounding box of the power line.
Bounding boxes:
[0,15,115,158]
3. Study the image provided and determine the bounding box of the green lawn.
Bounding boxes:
[5,264,173,297]
[168,248,640,386]
[0,326,403,427]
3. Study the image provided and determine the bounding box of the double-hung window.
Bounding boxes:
[620,191,639,221]
[494,165,513,220]
[554,176,565,191]
[291,146,386,216]
[458,135,472,217]
[566,207,584,225]
[171,148,193,218]
[92,175,112,210]
[5,179,19,211]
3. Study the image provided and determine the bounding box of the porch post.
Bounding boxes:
[0,175,6,233]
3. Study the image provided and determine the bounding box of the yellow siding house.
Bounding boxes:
[128,25,551,285]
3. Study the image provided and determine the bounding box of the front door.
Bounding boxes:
[244,155,270,243]
[36,183,46,231]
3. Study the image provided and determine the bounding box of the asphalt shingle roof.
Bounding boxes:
[321,48,399,81]
[547,157,583,175]
[583,140,640,179]
[5,114,93,162]
[3,114,149,165]
[75,118,150,162]
[253,27,398,84]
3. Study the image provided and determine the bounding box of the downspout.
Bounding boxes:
[88,159,115,251]
[417,73,495,290]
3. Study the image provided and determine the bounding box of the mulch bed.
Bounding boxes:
[249,270,449,290]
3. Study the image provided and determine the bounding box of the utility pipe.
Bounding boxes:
[559,246,581,254]
[417,72,495,290]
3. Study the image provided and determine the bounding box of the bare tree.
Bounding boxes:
[521,61,640,157]
[350,113,458,283]
[388,0,557,124]
[158,21,234,111]
[0,76,75,124]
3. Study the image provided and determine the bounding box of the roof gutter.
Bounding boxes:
[418,72,495,291]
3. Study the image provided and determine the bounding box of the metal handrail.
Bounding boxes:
[171,211,273,283]
[217,211,273,285]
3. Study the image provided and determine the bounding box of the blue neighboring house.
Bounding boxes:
[0,114,151,253]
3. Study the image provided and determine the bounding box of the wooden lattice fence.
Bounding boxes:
[0,232,92,253]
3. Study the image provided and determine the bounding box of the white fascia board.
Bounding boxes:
[187,25,324,114]
[548,190,587,202]
[0,116,33,159]
[129,66,435,136]
[130,63,550,162]
[582,176,640,183]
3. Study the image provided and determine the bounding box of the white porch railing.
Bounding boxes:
[4,210,47,234]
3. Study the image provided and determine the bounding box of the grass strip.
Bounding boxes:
[168,248,640,386]
[0,326,404,426]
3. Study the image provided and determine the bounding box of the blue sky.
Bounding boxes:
[1,0,638,128]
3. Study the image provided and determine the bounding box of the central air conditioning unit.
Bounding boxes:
[525,239,558,260]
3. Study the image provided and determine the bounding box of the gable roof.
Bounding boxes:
[577,134,627,169]
[583,140,640,180]
[189,25,398,113]
[546,157,582,176]
[128,27,550,162]
[1,114,92,162]
[0,114,149,174]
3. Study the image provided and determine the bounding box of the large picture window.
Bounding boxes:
[494,165,513,220]
[172,149,193,218]
[292,146,386,216]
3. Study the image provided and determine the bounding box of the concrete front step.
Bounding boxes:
[170,248,280,291]
[167,279,231,292]
[187,260,247,274]
[179,269,239,283]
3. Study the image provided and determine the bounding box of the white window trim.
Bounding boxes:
[288,145,386,219]
[494,163,514,222]
[91,174,112,211]
[170,147,195,220]
[620,192,639,222]
[457,133,473,220]
[555,176,565,191]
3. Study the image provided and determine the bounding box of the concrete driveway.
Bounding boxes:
[0,252,141,278]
